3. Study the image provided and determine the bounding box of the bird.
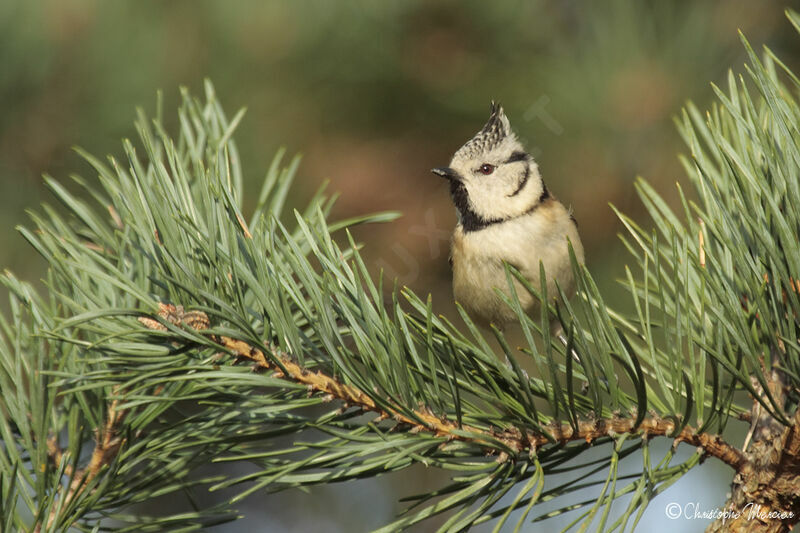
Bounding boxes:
[432,102,584,331]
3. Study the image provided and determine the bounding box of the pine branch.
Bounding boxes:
[706,358,800,532]
[35,390,128,533]
[138,302,746,469]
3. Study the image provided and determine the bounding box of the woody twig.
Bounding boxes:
[138,303,746,468]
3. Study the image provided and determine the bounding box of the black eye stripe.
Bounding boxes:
[505,151,529,164]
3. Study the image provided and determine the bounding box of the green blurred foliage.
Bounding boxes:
[1,1,797,530]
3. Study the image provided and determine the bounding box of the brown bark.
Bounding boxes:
[705,368,800,533]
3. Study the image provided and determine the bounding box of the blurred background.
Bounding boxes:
[2,0,799,531]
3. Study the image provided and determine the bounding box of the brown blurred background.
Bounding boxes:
[2,0,799,530]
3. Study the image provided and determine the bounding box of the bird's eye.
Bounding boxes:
[478,163,495,175]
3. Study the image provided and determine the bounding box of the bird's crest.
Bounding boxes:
[454,101,514,160]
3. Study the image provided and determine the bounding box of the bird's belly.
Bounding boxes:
[450,237,538,328]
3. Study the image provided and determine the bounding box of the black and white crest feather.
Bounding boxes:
[454,102,513,160]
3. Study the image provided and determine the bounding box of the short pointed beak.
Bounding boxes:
[431,167,459,180]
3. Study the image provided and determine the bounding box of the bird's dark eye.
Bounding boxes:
[478,163,495,175]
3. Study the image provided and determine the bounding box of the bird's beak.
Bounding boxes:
[431,167,460,181]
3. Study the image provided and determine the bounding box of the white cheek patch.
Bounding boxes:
[507,164,530,197]
[465,179,507,219]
